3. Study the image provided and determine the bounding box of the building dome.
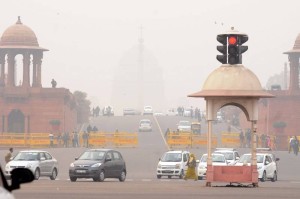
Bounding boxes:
[189,64,273,97]
[0,17,47,50]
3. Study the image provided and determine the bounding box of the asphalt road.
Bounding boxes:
[1,115,300,199]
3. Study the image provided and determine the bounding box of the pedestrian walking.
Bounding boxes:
[5,148,13,163]
[239,130,245,147]
[184,154,197,181]
[292,136,299,156]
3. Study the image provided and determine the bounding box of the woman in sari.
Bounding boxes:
[184,153,197,181]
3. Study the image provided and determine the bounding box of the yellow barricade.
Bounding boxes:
[191,134,218,148]
[88,133,106,147]
[221,132,240,147]
[114,132,138,147]
[167,133,218,148]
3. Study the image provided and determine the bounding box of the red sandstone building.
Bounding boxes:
[0,17,77,134]
[240,34,300,149]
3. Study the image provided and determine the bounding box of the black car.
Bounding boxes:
[69,149,126,182]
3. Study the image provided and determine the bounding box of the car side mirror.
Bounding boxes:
[1,168,34,192]
[105,157,112,162]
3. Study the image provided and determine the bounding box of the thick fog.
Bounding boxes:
[0,0,299,114]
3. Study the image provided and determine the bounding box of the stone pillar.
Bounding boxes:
[36,53,42,87]
[288,54,300,94]
[7,52,16,87]
[0,52,5,86]
[32,53,37,87]
[22,52,31,87]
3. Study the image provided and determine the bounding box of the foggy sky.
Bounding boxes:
[0,0,299,111]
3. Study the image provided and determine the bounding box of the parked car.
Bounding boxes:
[5,150,59,180]
[143,106,153,115]
[156,150,190,179]
[197,153,228,180]
[177,120,191,132]
[69,149,126,182]
[214,148,240,165]
[235,153,279,182]
[138,119,152,132]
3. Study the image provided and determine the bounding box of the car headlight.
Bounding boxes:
[175,164,180,169]
[70,163,75,167]
[157,164,161,169]
[91,163,102,167]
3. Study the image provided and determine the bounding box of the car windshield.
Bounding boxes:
[179,121,190,126]
[215,152,233,160]
[14,152,39,161]
[161,153,182,162]
[201,154,226,163]
[140,120,150,125]
[79,151,105,160]
[238,154,264,163]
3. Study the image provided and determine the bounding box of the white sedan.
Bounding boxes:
[5,150,59,180]
[197,153,228,180]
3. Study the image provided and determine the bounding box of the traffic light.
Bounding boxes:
[237,35,248,64]
[228,35,239,65]
[216,35,227,64]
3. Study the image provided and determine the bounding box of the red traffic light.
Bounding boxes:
[228,36,237,45]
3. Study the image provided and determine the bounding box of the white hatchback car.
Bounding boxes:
[5,150,59,180]
[197,153,228,180]
[156,150,190,179]
[138,119,152,132]
[143,106,153,115]
[235,153,279,182]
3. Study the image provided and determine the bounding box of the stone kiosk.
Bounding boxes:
[189,28,273,187]
[0,17,77,134]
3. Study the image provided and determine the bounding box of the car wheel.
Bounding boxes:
[99,170,105,182]
[260,171,267,182]
[34,168,40,180]
[271,171,277,182]
[168,176,171,179]
[119,170,126,182]
[70,177,77,182]
[157,175,161,179]
[50,168,57,180]
[179,170,184,179]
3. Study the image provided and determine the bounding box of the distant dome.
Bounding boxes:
[284,33,300,54]
[189,64,273,97]
[0,17,47,50]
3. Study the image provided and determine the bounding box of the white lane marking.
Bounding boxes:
[153,115,170,150]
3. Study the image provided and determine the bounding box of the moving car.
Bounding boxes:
[143,106,153,115]
[177,120,191,132]
[5,150,59,180]
[156,150,190,179]
[138,119,152,132]
[214,148,240,165]
[197,153,228,180]
[69,149,126,182]
[235,153,279,182]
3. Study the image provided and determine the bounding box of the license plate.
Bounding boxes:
[76,170,86,173]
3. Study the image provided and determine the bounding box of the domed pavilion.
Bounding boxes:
[0,17,77,134]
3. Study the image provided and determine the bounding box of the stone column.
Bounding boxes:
[32,53,37,87]
[37,53,42,87]
[7,52,16,87]
[288,54,300,94]
[0,52,5,86]
[22,52,31,87]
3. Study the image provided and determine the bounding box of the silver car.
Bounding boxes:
[5,150,59,180]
